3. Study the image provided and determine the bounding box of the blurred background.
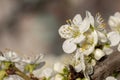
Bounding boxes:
[0,0,120,66]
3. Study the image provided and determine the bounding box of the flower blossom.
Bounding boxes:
[107,12,120,51]
[0,50,21,63]
[22,54,45,73]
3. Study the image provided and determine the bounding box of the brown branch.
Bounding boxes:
[91,51,120,80]
[14,67,31,80]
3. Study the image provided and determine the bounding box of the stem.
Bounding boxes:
[14,67,31,80]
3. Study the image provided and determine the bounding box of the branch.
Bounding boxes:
[14,67,31,80]
[91,51,120,80]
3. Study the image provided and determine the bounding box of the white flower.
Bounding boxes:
[0,50,21,63]
[54,62,66,73]
[59,12,91,54]
[108,12,120,30]
[22,54,45,73]
[94,49,105,60]
[86,11,107,43]
[40,68,53,78]
[108,12,120,51]
[22,54,44,64]
[105,76,117,80]
[54,74,64,80]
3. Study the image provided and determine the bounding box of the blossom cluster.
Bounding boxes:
[58,11,120,80]
[0,11,120,80]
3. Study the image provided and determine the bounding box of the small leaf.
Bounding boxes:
[0,70,7,80]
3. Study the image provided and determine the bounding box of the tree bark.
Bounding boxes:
[91,51,120,80]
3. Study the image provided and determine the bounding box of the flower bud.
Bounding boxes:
[55,74,64,80]
[94,49,105,60]
[105,76,117,80]
[54,62,65,73]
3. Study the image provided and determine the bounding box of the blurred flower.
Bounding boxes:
[108,12,120,51]
[40,68,53,79]
[22,54,44,64]
[22,54,44,73]
[0,50,21,63]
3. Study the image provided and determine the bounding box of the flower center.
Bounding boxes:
[66,20,81,38]
[80,31,94,51]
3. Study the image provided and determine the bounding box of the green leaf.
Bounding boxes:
[63,67,69,75]
[0,70,7,80]
[3,61,12,69]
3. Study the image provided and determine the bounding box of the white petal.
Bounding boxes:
[62,39,77,54]
[34,54,44,64]
[11,57,21,62]
[0,56,7,61]
[108,16,119,28]
[94,49,105,60]
[41,68,53,78]
[86,11,94,26]
[117,44,120,52]
[79,17,90,33]
[91,59,96,66]
[97,31,107,43]
[73,14,82,25]
[80,52,85,71]
[10,52,21,62]
[92,30,98,45]
[115,12,120,18]
[58,25,72,39]
[73,34,85,44]
[105,76,117,80]
[107,31,120,46]
[22,57,32,64]
[75,49,81,61]
[82,45,95,56]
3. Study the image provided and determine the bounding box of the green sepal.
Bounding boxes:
[24,64,37,73]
